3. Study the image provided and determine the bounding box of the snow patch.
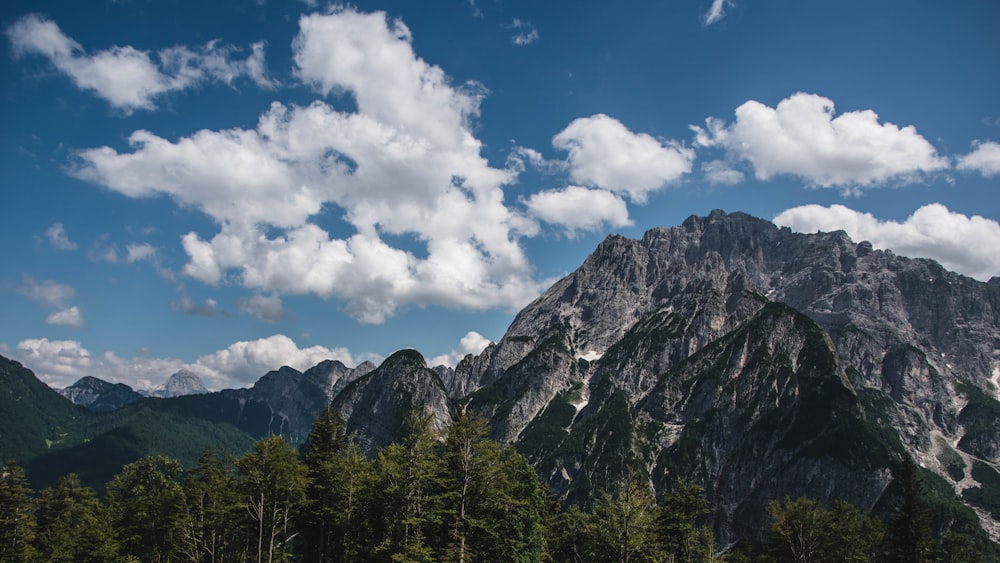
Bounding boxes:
[992,364,1000,402]
[578,350,602,362]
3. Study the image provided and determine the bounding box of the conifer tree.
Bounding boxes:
[0,462,36,562]
[369,411,443,562]
[300,408,371,562]
[34,473,119,562]
[590,474,659,563]
[106,455,189,563]
[886,456,934,563]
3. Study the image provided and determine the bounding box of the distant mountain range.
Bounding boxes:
[4,210,999,548]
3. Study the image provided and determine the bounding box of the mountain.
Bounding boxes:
[149,369,209,398]
[4,210,999,549]
[332,210,1000,546]
[2,356,374,491]
[59,376,143,412]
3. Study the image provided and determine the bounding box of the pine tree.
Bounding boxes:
[657,479,713,562]
[0,462,36,562]
[369,411,443,562]
[886,457,934,563]
[34,473,119,562]
[300,408,372,562]
[590,474,658,563]
[106,455,189,563]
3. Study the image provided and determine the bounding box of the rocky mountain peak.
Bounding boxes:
[152,369,208,398]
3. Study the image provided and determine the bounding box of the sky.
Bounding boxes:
[1,0,998,391]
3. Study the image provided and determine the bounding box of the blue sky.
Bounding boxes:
[2,0,998,390]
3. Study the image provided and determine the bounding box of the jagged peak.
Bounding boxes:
[379,349,428,371]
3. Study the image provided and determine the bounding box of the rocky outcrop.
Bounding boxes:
[438,210,1000,544]
[150,370,209,398]
[59,376,143,412]
[331,349,451,456]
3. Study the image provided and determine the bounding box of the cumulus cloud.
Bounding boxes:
[553,114,694,203]
[427,330,493,367]
[524,186,632,236]
[195,334,353,385]
[774,203,1000,281]
[46,306,85,327]
[13,334,354,390]
[45,222,77,250]
[956,140,1000,177]
[508,19,539,46]
[5,14,274,113]
[75,8,544,324]
[692,92,948,192]
[237,293,285,322]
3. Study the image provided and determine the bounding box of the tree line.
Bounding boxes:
[0,408,994,562]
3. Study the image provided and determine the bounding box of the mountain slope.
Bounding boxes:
[59,376,143,412]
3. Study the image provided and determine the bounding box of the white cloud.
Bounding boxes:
[13,334,354,390]
[956,140,1000,177]
[774,203,1000,281]
[237,294,284,322]
[45,222,77,250]
[509,19,539,46]
[692,92,948,192]
[5,14,274,113]
[46,306,84,327]
[75,8,545,324]
[701,160,744,185]
[15,338,92,386]
[195,334,353,386]
[427,330,493,367]
[18,275,75,308]
[704,0,728,25]
[553,114,694,203]
[525,186,632,236]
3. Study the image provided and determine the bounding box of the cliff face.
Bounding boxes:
[436,210,1000,544]
[330,349,451,456]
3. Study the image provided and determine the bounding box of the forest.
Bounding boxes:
[0,407,992,562]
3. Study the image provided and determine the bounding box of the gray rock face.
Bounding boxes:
[440,210,1000,543]
[58,376,142,412]
[151,370,209,398]
[331,349,451,456]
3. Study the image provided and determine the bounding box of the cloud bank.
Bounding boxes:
[13,334,353,390]
[774,203,1000,281]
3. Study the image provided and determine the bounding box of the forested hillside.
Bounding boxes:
[3,407,998,562]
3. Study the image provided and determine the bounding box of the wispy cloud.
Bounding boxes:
[703,0,729,25]
[44,222,77,250]
[509,19,539,46]
[5,14,275,114]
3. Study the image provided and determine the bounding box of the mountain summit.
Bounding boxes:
[414,209,1000,544]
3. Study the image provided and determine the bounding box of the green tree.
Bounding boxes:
[33,473,119,562]
[657,479,718,562]
[0,462,36,562]
[886,457,934,563]
[300,408,372,562]
[237,435,307,563]
[182,450,243,563]
[439,408,546,562]
[369,411,444,562]
[106,455,189,562]
[545,503,594,563]
[766,496,883,563]
[590,474,659,563]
